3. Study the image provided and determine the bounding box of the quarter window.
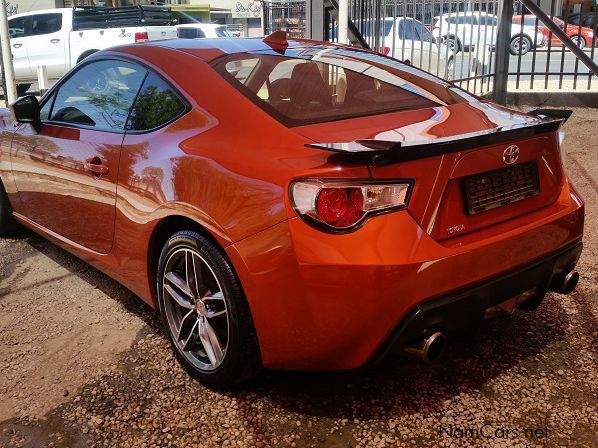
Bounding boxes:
[49,60,146,131]
[127,72,187,131]
[39,93,54,120]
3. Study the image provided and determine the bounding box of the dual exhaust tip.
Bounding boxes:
[552,270,579,295]
[404,331,447,364]
[403,269,579,364]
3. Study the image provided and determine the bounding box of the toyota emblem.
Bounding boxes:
[503,145,519,165]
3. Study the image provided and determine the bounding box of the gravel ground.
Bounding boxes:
[0,108,597,448]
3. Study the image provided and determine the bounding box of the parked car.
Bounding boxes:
[513,14,596,49]
[6,6,177,95]
[0,34,584,387]
[336,18,455,78]
[177,23,234,39]
[432,11,545,54]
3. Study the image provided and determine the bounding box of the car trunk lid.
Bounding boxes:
[294,101,565,241]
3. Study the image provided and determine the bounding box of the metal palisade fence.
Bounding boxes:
[265,0,598,99]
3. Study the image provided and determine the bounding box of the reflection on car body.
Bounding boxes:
[0,33,584,387]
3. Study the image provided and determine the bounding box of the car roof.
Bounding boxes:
[9,7,70,19]
[436,11,492,18]
[178,23,225,29]
[122,37,343,62]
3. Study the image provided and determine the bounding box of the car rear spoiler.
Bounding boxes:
[306,110,570,167]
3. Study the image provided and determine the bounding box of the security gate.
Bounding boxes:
[280,0,598,101]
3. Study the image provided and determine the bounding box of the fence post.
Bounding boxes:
[338,0,349,44]
[492,0,513,105]
[0,0,17,104]
[305,0,325,40]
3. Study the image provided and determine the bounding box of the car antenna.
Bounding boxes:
[263,30,288,54]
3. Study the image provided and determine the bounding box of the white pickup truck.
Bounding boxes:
[7,6,178,94]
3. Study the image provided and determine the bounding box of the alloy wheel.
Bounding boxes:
[512,37,530,54]
[571,35,585,49]
[162,247,229,371]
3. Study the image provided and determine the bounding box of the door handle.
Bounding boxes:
[84,158,109,176]
[12,43,22,48]
[50,38,60,44]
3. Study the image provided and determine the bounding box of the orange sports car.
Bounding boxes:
[0,33,584,387]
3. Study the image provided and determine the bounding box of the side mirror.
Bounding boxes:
[11,95,42,132]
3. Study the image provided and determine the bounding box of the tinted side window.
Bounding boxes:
[178,27,205,38]
[128,72,187,131]
[31,13,62,36]
[8,16,29,38]
[49,60,146,131]
[400,19,418,40]
[523,17,537,26]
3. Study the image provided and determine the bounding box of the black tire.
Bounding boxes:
[0,180,18,236]
[76,50,98,64]
[510,35,532,55]
[445,56,455,80]
[16,84,31,96]
[157,230,261,388]
[442,35,461,53]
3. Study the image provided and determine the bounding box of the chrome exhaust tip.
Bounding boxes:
[551,270,579,295]
[560,270,579,294]
[404,331,447,364]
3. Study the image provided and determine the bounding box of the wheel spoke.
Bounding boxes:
[188,251,211,299]
[203,291,224,301]
[182,320,199,351]
[206,308,226,319]
[198,317,224,366]
[164,271,194,299]
[177,310,198,342]
[164,283,194,309]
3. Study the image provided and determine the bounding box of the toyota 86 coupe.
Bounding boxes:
[0,32,584,387]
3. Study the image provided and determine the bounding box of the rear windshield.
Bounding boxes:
[213,47,446,126]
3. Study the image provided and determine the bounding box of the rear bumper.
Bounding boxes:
[226,180,584,370]
[373,240,582,363]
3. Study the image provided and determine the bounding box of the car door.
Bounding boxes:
[25,13,68,79]
[8,15,33,81]
[10,59,146,253]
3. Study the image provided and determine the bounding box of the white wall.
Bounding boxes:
[7,0,62,15]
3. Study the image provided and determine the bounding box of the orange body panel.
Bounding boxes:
[0,38,584,370]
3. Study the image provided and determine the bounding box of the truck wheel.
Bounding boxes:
[77,50,98,64]
[16,84,31,97]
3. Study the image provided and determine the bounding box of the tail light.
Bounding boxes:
[290,179,412,231]
[382,46,391,55]
[431,25,439,31]
[135,31,149,43]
